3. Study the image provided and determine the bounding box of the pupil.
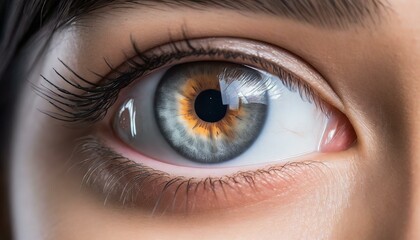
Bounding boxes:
[194,89,227,123]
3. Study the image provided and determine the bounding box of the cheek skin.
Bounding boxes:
[11,87,357,239]
[39,148,355,240]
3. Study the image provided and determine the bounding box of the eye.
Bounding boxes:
[39,38,356,213]
[113,61,352,168]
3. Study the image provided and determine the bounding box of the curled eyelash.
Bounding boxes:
[68,136,324,215]
[33,37,328,124]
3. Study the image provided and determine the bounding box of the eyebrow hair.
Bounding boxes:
[65,0,388,29]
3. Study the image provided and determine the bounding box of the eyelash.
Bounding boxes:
[70,135,322,214]
[33,37,328,125]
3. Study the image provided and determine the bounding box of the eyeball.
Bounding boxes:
[114,62,341,167]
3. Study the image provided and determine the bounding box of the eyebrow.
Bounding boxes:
[67,0,388,29]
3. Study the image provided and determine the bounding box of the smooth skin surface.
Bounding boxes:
[10,0,420,239]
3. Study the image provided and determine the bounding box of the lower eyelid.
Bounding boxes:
[70,135,331,214]
[101,122,328,175]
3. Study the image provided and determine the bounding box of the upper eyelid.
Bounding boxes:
[122,37,344,111]
[35,37,343,124]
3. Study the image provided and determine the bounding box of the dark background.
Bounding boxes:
[1,0,14,238]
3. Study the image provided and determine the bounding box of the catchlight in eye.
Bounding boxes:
[114,62,336,167]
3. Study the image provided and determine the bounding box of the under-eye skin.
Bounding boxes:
[37,37,356,214]
[72,136,328,214]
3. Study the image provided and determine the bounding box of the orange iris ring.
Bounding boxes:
[178,73,246,140]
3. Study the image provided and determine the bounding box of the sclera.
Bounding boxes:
[114,62,330,167]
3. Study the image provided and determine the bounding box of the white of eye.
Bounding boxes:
[114,63,329,167]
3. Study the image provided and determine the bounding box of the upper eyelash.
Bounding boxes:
[33,37,327,124]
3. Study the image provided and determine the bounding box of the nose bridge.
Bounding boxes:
[401,40,420,238]
[406,101,420,239]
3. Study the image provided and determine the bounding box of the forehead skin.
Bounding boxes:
[9,0,420,239]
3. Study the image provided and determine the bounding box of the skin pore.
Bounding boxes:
[9,0,420,239]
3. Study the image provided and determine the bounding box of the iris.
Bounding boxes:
[154,62,268,163]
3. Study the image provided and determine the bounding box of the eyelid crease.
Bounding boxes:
[68,135,328,214]
[210,38,344,110]
[35,37,342,124]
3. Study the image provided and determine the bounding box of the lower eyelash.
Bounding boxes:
[69,136,324,215]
